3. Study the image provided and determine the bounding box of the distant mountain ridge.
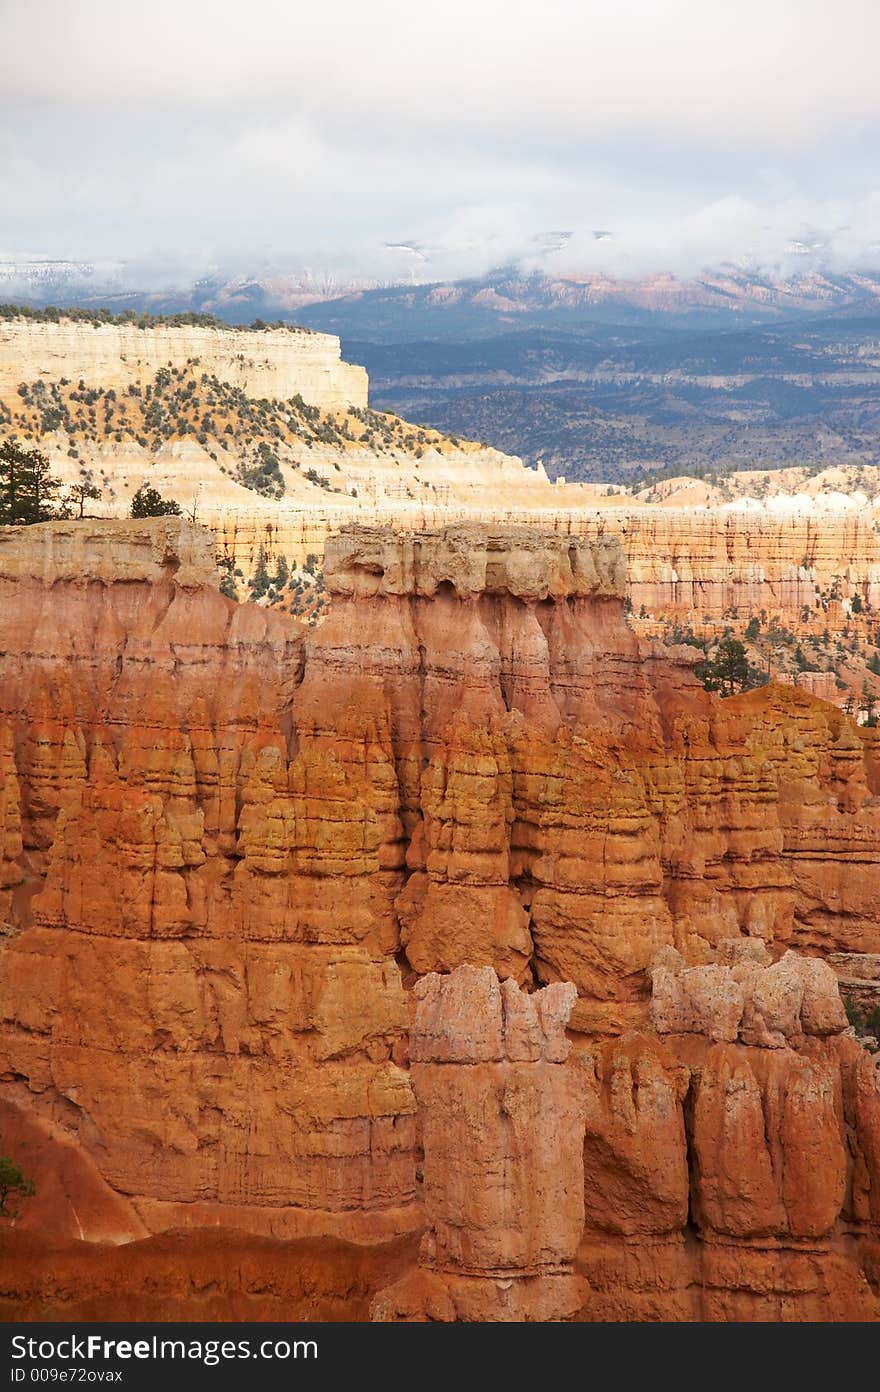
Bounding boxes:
[6,260,880,337]
[296,267,880,341]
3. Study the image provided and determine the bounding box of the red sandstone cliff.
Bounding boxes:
[0,519,877,1320]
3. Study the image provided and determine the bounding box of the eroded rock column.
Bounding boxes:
[372,964,587,1321]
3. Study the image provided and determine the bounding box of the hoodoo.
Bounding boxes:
[372,967,588,1323]
[0,519,878,1319]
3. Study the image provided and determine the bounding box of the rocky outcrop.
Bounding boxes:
[0,514,216,586]
[650,941,848,1046]
[571,932,880,1321]
[0,318,367,411]
[323,525,626,600]
[0,519,877,1319]
[371,966,587,1321]
[577,1028,880,1320]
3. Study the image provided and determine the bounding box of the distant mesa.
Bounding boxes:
[0,306,367,413]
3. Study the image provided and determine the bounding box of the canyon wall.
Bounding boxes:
[215,501,880,717]
[217,501,880,630]
[580,507,880,620]
[0,519,878,1319]
[0,518,415,1245]
[0,319,368,411]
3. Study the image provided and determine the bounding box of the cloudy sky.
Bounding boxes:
[3,0,880,288]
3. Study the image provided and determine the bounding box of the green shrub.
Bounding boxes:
[130,485,181,518]
[0,1156,35,1218]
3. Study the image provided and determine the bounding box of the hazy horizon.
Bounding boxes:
[3,0,880,292]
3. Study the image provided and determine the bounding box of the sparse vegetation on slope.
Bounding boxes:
[0,303,314,332]
[645,598,880,719]
[844,995,880,1053]
[1,363,460,475]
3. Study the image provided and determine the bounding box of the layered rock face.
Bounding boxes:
[208,502,880,623]
[0,518,415,1244]
[213,501,880,628]
[0,519,878,1319]
[576,507,880,621]
[365,958,880,1322]
[0,319,367,411]
[372,967,587,1321]
[577,1021,880,1319]
[313,526,880,1019]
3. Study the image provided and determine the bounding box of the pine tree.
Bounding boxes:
[216,553,239,602]
[131,485,182,518]
[695,637,761,697]
[0,440,27,523]
[250,546,271,599]
[29,448,62,520]
[0,439,62,524]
